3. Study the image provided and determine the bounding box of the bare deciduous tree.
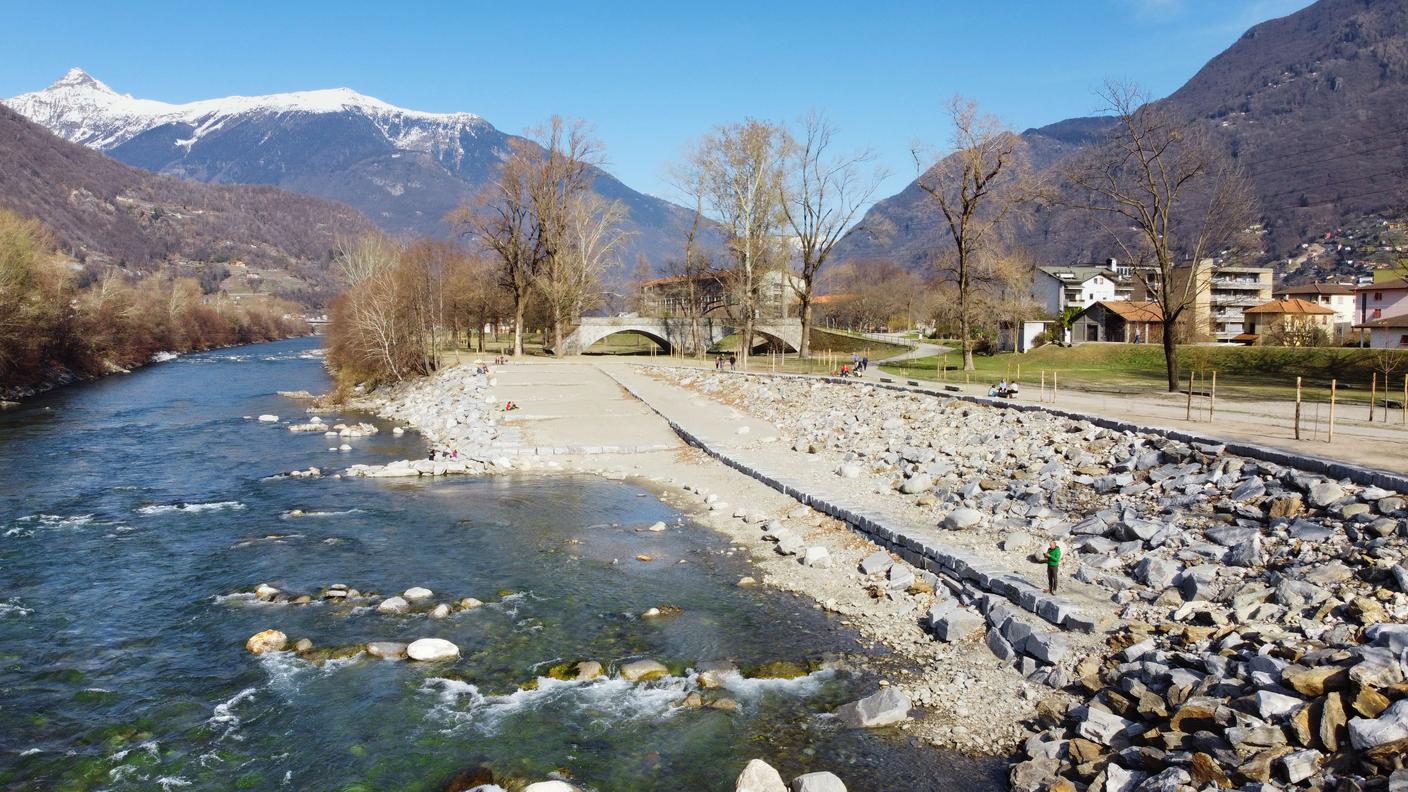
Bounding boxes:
[913,97,1032,371]
[536,192,630,352]
[450,117,603,356]
[1063,82,1259,391]
[685,119,788,366]
[781,111,888,358]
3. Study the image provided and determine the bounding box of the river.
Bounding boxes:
[0,337,1002,791]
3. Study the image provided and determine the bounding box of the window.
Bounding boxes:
[1374,309,1383,319]
[1375,292,1384,301]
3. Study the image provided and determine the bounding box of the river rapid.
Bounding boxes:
[0,337,1002,791]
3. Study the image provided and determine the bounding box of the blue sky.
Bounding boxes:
[1,0,1312,203]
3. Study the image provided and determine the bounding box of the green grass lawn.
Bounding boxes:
[880,343,1408,405]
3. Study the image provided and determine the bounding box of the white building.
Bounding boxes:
[1031,264,1129,317]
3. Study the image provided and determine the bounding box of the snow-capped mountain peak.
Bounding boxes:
[4,68,487,153]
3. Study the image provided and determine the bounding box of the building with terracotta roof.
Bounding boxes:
[1272,282,1356,338]
[1069,300,1163,344]
[1242,298,1337,346]
[638,269,801,319]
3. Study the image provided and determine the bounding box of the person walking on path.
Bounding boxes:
[1046,541,1061,594]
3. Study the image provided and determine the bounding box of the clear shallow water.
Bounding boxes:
[0,337,1002,791]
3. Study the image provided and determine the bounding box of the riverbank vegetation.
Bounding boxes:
[0,208,309,398]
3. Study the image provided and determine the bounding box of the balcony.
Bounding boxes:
[1212,280,1268,290]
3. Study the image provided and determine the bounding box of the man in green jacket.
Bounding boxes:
[1046,541,1061,594]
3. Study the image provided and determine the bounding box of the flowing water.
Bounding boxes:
[0,337,1003,791]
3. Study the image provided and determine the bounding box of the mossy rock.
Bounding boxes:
[301,645,364,664]
[544,662,577,681]
[519,677,539,691]
[747,660,810,679]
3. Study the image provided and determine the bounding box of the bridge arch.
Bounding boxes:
[579,327,674,355]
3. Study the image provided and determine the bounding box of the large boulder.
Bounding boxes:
[942,508,982,530]
[619,659,669,681]
[835,687,911,728]
[1309,481,1345,508]
[736,759,787,792]
[1134,557,1181,589]
[791,771,846,792]
[522,783,578,792]
[802,547,832,569]
[366,641,408,660]
[858,551,893,575]
[1349,699,1408,750]
[406,638,460,661]
[245,629,287,654]
[932,610,984,643]
[403,586,434,601]
[377,596,411,615]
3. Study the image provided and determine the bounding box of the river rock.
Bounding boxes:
[406,638,460,661]
[802,546,832,568]
[403,586,434,601]
[574,660,604,681]
[366,641,408,659]
[458,597,484,609]
[522,783,578,792]
[1309,481,1344,508]
[254,583,281,601]
[257,414,279,423]
[429,603,451,619]
[377,596,411,615]
[859,551,893,575]
[942,508,982,530]
[835,687,911,728]
[245,629,287,654]
[790,771,846,792]
[620,659,668,681]
[899,474,932,494]
[736,759,787,792]
[697,660,740,689]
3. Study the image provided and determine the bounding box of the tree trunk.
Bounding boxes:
[513,297,526,357]
[799,298,813,358]
[1162,319,1180,392]
[742,314,754,369]
[959,281,974,371]
[552,314,564,356]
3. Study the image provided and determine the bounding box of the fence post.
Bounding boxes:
[1186,371,1194,421]
[1294,376,1302,441]
[1329,379,1337,443]
[1209,371,1217,423]
[1370,372,1377,422]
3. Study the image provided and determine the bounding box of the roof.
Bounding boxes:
[1243,298,1336,316]
[1085,300,1163,322]
[1274,283,1354,297]
[1036,265,1118,284]
[1355,277,1408,292]
[1356,313,1408,329]
[640,270,725,288]
[812,293,857,305]
[1232,333,1259,343]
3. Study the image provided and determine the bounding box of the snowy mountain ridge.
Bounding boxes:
[5,67,489,157]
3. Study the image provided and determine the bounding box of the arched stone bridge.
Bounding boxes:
[552,316,802,356]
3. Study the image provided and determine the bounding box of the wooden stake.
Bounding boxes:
[1329,379,1338,443]
[1403,374,1407,426]
[1041,370,1046,403]
[1186,371,1195,421]
[1294,376,1302,440]
[1053,371,1058,402]
[1209,371,1217,423]
[1370,372,1377,422]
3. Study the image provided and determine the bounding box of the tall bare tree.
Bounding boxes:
[537,192,630,352]
[662,162,719,356]
[449,117,602,356]
[913,97,1031,371]
[1064,82,1259,391]
[781,111,888,358]
[685,119,788,366]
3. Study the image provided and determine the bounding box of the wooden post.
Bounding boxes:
[1370,372,1377,422]
[1186,371,1195,421]
[1053,371,1058,402]
[1329,379,1337,443]
[1294,376,1302,440]
[1403,374,1407,425]
[1041,370,1046,403]
[1209,371,1217,423]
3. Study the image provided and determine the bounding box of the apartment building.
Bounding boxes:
[1272,282,1356,339]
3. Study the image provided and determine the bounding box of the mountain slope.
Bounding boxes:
[6,70,708,273]
[0,102,371,285]
[836,0,1408,272]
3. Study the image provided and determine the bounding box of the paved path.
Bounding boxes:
[879,342,950,364]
